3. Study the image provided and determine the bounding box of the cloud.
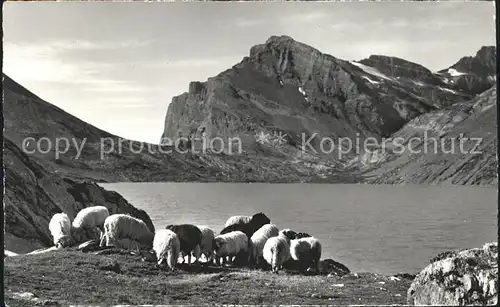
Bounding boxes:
[3,41,161,94]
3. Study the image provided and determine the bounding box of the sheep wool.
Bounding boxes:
[49,213,72,248]
[197,226,215,263]
[213,231,248,265]
[153,229,181,271]
[290,237,322,273]
[72,206,110,231]
[224,215,251,228]
[262,231,291,274]
[249,224,280,265]
[101,214,154,249]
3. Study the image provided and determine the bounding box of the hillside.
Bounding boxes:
[3,137,156,253]
[363,86,497,185]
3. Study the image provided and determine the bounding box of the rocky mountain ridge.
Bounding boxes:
[161,35,496,186]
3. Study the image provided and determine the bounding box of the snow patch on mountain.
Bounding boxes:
[350,61,394,81]
[447,68,467,77]
[362,76,382,85]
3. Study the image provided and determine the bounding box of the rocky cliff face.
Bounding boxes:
[161,36,496,186]
[407,242,498,305]
[162,36,473,158]
[437,46,497,95]
[4,137,155,253]
[364,86,497,186]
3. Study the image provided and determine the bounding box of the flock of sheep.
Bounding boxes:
[49,206,322,274]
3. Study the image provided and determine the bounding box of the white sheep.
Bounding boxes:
[72,206,109,231]
[198,225,215,263]
[49,213,72,248]
[249,224,280,266]
[290,237,322,273]
[71,206,109,245]
[263,230,292,274]
[213,231,248,266]
[100,214,154,250]
[224,215,251,228]
[153,229,181,271]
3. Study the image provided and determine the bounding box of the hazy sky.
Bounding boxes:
[4,2,495,143]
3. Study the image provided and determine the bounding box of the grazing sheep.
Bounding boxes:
[71,206,110,245]
[49,213,72,248]
[72,206,109,231]
[153,229,181,271]
[290,237,322,273]
[224,215,251,228]
[213,231,248,266]
[165,224,202,265]
[248,224,280,266]
[100,214,154,249]
[263,230,293,274]
[220,212,271,239]
[197,226,215,263]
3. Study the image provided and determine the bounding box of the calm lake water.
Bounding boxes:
[100,183,497,275]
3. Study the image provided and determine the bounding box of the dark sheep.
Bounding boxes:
[220,212,271,238]
[165,224,202,265]
[295,232,311,239]
[281,229,298,240]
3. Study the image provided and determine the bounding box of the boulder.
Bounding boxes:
[407,242,498,305]
[319,258,350,276]
[77,240,100,253]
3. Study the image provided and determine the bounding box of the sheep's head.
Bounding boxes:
[296,232,311,239]
[55,235,72,249]
[250,212,270,227]
[213,238,226,255]
[165,224,177,232]
[281,229,297,240]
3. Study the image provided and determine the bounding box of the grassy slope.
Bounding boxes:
[5,250,412,306]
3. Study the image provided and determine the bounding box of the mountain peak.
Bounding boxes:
[265,35,295,44]
[359,55,439,84]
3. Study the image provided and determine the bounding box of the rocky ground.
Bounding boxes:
[4,249,413,306]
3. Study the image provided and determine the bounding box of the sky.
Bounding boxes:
[4,2,496,144]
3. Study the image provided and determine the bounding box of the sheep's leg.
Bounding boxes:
[193,245,201,264]
[106,234,115,247]
[99,234,106,248]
